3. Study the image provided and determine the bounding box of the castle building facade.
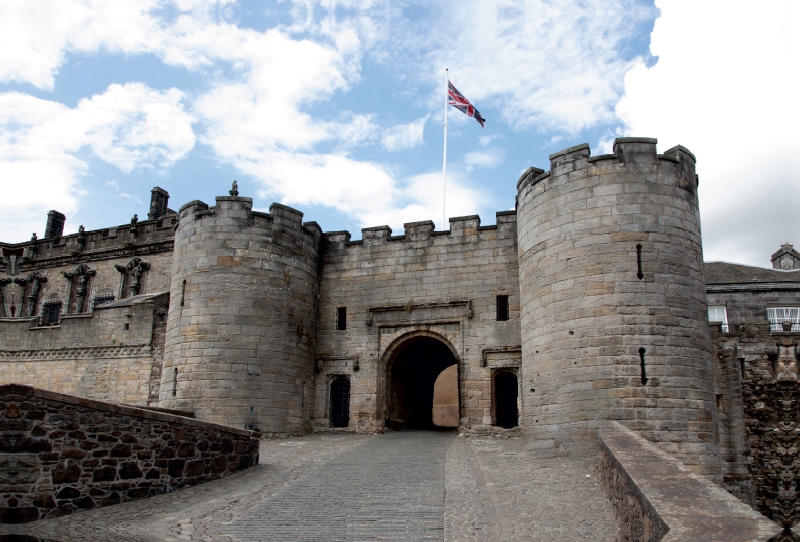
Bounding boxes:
[2,138,799,504]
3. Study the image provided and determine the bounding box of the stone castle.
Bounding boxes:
[2,137,799,521]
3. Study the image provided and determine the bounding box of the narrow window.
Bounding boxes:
[707,305,728,332]
[636,244,644,280]
[496,295,509,321]
[337,307,347,330]
[639,347,648,385]
[330,377,350,428]
[739,358,746,379]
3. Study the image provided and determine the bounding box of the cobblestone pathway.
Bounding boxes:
[2,432,617,541]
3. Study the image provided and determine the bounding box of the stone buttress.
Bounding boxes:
[159,195,322,433]
[516,137,723,478]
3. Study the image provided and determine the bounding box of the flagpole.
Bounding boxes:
[442,68,448,231]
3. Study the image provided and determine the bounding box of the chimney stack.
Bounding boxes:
[44,210,66,239]
[148,187,170,221]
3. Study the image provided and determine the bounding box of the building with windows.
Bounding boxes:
[2,138,799,519]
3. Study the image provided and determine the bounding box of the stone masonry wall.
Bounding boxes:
[516,138,721,478]
[160,198,322,433]
[316,212,521,432]
[0,384,259,524]
[598,421,780,542]
[0,293,168,406]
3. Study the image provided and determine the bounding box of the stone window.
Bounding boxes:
[767,307,800,332]
[92,291,115,310]
[708,305,728,331]
[337,307,347,330]
[496,295,509,321]
[41,300,62,326]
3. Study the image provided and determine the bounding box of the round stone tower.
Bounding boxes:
[160,193,322,434]
[516,137,721,477]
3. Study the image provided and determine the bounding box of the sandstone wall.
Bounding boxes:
[159,198,322,433]
[0,384,259,524]
[316,213,521,432]
[516,138,721,477]
[0,293,167,406]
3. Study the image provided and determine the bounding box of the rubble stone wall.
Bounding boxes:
[0,384,259,524]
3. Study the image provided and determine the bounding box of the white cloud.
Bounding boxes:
[0,83,194,242]
[615,0,800,267]
[382,115,428,152]
[464,150,502,169]
[339,0,655,133]
[357,171,487,231]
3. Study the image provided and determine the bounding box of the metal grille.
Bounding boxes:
[330,377,350,428]
[767,307,800,332]
[92,294,115,310]
[42,302,62,326]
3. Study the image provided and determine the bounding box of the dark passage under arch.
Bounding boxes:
[495,371,519,429]
[389,337,458,429]
[330,377,350,428]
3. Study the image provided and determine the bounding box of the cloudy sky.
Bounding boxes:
[0,0,797,267]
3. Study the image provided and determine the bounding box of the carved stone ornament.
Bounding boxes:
[230,180,239,196]
[27,232,38,258]
[62,264,96,313]
[115,257,150,298]
[774,345,799,382]
[14,271,47,317]
[0,277,11,317]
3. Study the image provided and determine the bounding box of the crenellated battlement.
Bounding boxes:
[176,197,322,254]
[517,137,699,197]
[322,210,517,252]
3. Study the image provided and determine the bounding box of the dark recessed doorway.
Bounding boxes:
[389,337,458,429]
[494,371,519,429]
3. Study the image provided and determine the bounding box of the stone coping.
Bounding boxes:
[599,421,779,541]
[0,384,258,438]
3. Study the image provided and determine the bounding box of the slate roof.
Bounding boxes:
[704,262,800,284]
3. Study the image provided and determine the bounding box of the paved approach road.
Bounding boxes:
[3,431,617,541]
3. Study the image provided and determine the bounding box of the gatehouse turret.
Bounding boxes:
[515,138,722,478]
[159,192,322,433]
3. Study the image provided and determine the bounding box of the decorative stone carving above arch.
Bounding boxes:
[115,258,150,299]
[62,264,96,314]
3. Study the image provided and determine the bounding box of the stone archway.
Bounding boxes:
[383,333,459,429]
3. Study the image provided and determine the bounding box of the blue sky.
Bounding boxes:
[1,0,799,266]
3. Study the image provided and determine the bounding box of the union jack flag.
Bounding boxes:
[448,80,485,128]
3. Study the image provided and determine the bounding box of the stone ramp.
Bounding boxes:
[445,437,617,541]
[4,432,618,541]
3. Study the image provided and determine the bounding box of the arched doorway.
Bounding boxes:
[330,377,350,428]
[388,336,458,429]
[494,371,519,428]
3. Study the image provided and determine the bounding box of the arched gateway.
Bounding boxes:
[382,333,459,429]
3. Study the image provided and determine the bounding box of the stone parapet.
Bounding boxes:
[0,384,259,524]
[598,421,779,542]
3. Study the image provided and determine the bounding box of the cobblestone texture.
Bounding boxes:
[2,432,617,541]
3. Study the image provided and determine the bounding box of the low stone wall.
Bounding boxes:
[0,384,259,524]
[598,421,780,542]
